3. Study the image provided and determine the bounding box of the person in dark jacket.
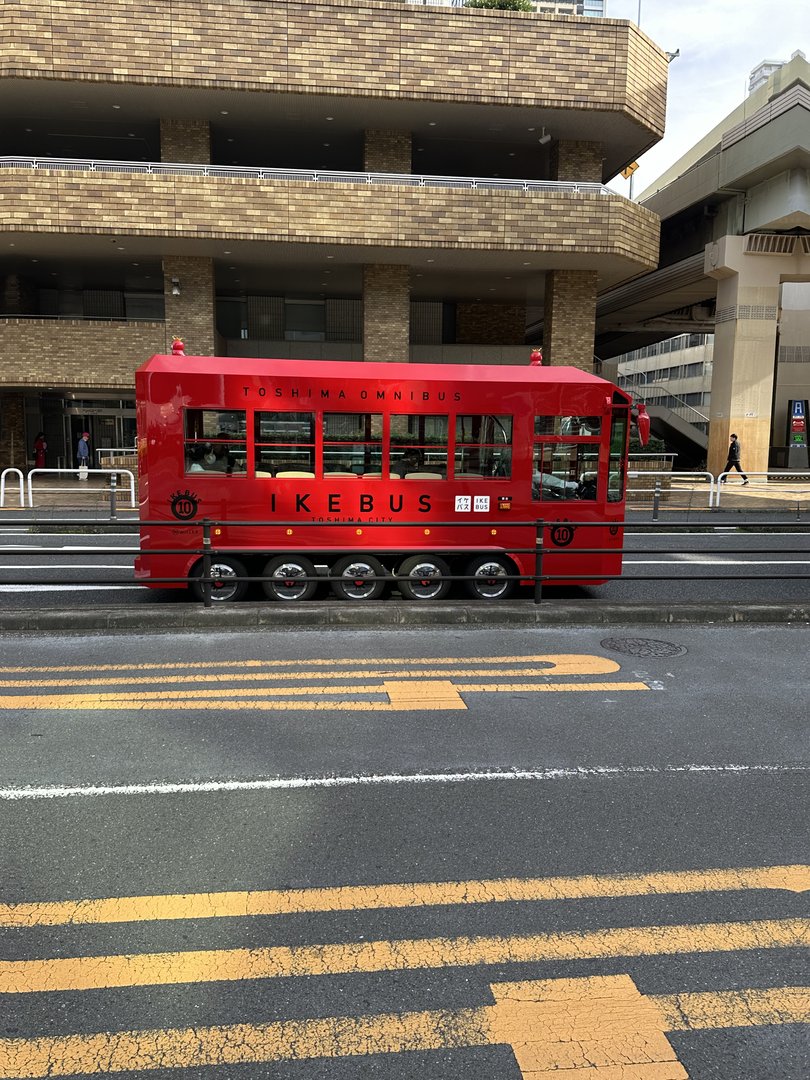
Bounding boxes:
[721,433,748,483]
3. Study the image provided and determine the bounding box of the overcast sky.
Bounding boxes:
[605,0,806,195]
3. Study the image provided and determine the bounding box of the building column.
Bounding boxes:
[163,256,216,356]
[543,270,598,370]
[363,130,412,174]
[160,119,211,164]
[363,265,410,363]
[0,393,26,469]
[705,235,785,476]
[551,140,604,183]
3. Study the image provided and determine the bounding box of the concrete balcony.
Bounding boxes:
[1,160,660,284]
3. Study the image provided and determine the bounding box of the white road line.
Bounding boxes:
[0,564,130,569]
[0,763,803,800]
[624,559,810,565]
[0,584,142,592]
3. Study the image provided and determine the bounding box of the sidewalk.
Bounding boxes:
[2,600,809,635]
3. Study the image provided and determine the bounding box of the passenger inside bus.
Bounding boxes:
[186,446,206,472]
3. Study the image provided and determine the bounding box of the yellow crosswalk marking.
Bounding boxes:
[0,977,805,1078]
[2,919,804,994]
[3,865,806,928]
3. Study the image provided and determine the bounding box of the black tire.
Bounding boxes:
[330,554,387,601]
[261,555,318,602]
[464,554,516,600]
[190,556,249,603]
[396,555,451,601]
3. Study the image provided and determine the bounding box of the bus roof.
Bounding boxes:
[139,354,622,392]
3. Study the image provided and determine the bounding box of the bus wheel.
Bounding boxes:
[261,556,318,602]
[396,555,451,601]
[330,555,387,601]
[464,555,515,600]
[190,557,248,603]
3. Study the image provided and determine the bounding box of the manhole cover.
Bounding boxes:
[600,637,688,658]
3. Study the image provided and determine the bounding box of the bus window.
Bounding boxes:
[390,415,448,477]
[534,416,602,437]
[254,412,314,476]
[323,413,382,476]
[184,409,246,475]
[608,410,628,502]
[455,415,512,477]
[532,443,600,501]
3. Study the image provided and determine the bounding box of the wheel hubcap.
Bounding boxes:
[340,562,378,599]
[474,562,508,598]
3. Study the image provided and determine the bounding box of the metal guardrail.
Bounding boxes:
[23,468,136,515]
[96,447,137,467]
[626,470,810,517]
[1,518,809,609]
[0,468,25,509]
[0,156,612,197]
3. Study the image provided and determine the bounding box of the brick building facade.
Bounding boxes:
[1,0,665,468]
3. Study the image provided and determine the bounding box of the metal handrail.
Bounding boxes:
[26,468,136,510]
[0,156,612,197]
[2,519,809,610]
[0,468,24,508]
[627,381,710,424]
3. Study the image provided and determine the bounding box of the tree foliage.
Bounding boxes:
[464,0,535,11]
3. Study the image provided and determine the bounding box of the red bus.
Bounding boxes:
[135,347,633,602]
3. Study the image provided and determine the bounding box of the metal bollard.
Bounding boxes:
[201,519,213,608]
[652,478,661,521]
[109,472,117,520]
[534,521,545,604]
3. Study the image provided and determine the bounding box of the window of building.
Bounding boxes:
[184,409,247,475]
[284,299,325,342]
[254,412,314,475]
[455,415,512,477]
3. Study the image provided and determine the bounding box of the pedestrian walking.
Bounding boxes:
[77,431,90,479]
[721,433,748,484]
[32,432,47,468]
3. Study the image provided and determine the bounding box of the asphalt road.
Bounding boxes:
[1,624,807,1079]
[0,525,809,608]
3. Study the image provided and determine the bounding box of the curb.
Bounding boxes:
[1,602,809,634]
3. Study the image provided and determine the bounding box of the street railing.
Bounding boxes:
[625,470,810,517]
[1,518,808,608]
[0,468,25,509]
[24,468,136,515]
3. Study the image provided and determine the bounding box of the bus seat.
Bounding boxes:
[456,471,483,477]
[324,471,358,477]
[255,470,273,477]
[405,471,444,479]
[277,470,315,478]
[362,472,382,478]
